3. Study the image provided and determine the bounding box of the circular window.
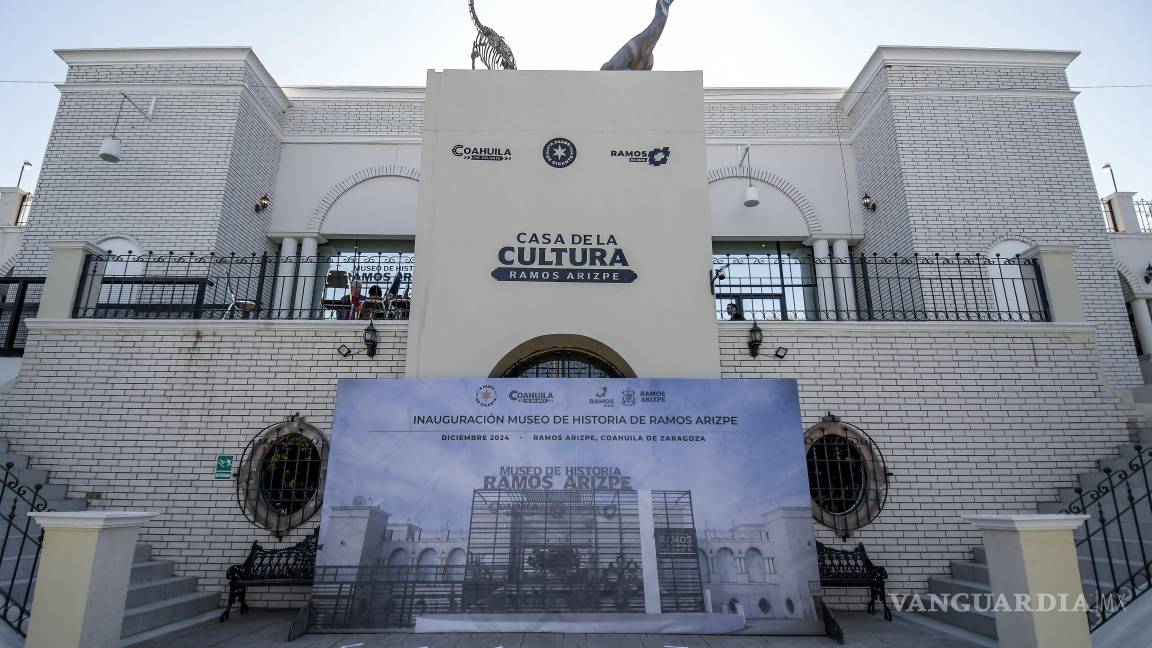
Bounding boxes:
[805,414,889,538]
[237,415,329,537]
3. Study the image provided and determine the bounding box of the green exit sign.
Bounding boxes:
[215,454,235,480]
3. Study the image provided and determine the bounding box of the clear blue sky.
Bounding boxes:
[1,0,1149,198]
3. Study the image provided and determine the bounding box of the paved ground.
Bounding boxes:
[134,611,986,648]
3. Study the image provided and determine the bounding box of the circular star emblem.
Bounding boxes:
[542,137,578,169]
[476,385,498,407]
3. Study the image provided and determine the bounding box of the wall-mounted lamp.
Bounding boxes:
[254,195,272,213]
[1144,263,1152,285]
[861,195,877,212]
[738,145,760,208]
[774,347,788,359]
[748,321,763,357]
[99,94,157,163]
[363,321,379,358]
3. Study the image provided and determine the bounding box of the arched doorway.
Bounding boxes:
[490,334,636,378]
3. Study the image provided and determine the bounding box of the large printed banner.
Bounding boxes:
[316,379,821,635]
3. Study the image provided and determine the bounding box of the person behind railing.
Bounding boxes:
[726,303,746,321]
[363,284,385,320]
[334,280,363,320]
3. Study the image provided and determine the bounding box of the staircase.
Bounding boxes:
[0,437,219,646]
[921,427,1152,640]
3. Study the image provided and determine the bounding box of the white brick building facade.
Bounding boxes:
[1,44,1145,619]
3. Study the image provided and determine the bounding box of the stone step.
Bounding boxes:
[134,543,151,563]
[972,546,986,564]
[119,591,218,638]
[0,455,28,471]
[949,560,989,586]
[918,606,998,639]
[119,608,221,648]
[125,575,199,609]
[129,560,174,584]
[928,575,990,597]
[0,439,10,454]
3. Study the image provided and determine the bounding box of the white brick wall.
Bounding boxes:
[718,321,1132,600]
[0,320,1133,606]
[15,58,284,274]
[845,61,1142,388]
[0,320,406,606]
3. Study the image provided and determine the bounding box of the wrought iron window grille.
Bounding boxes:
[236,414,329,539]
[805,414,890,540]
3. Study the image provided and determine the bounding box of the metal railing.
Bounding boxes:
[74,252,413,321]
[0,461,53,636]
[1062,445,1152,631]
[0,278,44,356]
[1102,198,1152,233]
[1138,200,1152,233]
[713,253,1050,323]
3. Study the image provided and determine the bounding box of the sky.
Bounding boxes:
[1,0,1150,198]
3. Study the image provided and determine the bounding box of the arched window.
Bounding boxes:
[744,547,766,583]
[805,414,889,539]
[387,548,411,566]
[714,548,737,583]
[446,548,467,581]
[502,349,624,378]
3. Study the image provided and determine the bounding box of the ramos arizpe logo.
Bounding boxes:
[476,385,498,407]
[589,386,615,407]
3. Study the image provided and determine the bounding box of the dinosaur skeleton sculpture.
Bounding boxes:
[601,0,674,71]
[470,0,517,70]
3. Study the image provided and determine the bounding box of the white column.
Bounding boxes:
[295,236,318,317]
[965,514,1091,648]
[26,511,156,648]
[41,241,105,319]
[273,237,299,316]
[1104,192,1140,232]
[1132,299,1152,356]
[637,490,662,614]
[831,239,856,319]
[811,239,835,320]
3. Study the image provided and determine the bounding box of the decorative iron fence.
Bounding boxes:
[74,252,413,321]
[1138,200,1152,233]
[712,253,1050,323]
[1062,446,1152,631]
[0,461,53,636]
[0,278,44,356]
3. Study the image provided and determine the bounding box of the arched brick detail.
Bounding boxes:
[707,166,821,233]
[309,165,421,232]
[1117,260,1146,298]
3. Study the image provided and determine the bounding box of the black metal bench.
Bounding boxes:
[221,531,317,621]
[816,541,891,621]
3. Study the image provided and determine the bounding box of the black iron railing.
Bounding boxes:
[74,252,413,321]
[713,253,1050,322]
[1062,445,1152,631]
[0,278,44,356]
[0,461,53,636]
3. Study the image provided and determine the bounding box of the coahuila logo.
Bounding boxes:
[476,385,498,407]
[622,388,636,406]
[453,145,512,162]
[611,146,671,167]
[589,386,615,407]
[509,390,554,404]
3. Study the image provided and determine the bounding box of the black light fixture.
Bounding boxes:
[363,321,379,358]
[748,321,763,357]
[775,347,788,359]
[254,195,272,213]
[337,344,353,358]
[1144,263,1152,285]
[861,194,877,212]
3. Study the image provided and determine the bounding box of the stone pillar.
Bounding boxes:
[318,506,391,568]
[294,236,318,317]
[1131,299,1152,357]
[831,239,856,318]
[810,239,835,319]
[40,241,106,319]
[1104,192,1140,232]
[26,511,156,648]
[965,514,1091,648]
[273,236,298,316]
[1024,245,1083,322]
[763,507,819,620]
